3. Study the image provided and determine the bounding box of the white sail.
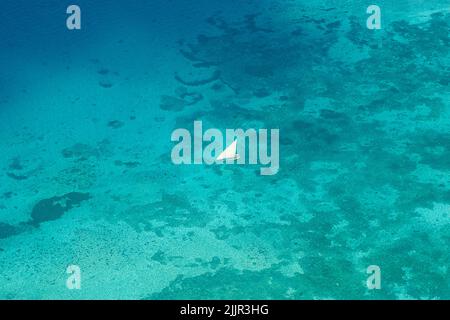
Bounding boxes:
[216,140,240,161]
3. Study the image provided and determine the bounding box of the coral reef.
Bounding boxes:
[30,192,91,226]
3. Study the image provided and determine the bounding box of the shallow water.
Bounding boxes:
[0,0,449,299]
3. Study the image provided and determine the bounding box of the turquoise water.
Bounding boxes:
[0,0,449,299]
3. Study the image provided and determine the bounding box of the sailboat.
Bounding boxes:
[216,140,240,161]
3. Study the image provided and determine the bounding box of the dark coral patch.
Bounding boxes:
[62,143,99,159]
[253,88,271,98]
[107,120,124,129]
[0,223,17,239]
[2,192,14,199]
[174,70,220,86]
[9,157,23,170]
[160,95,186,112]
[6,172,28,180]
[149,268,306,300]
[99,81,113,88]
[97,68,109,75]
[179,91,203,106]
[30,192,91,226]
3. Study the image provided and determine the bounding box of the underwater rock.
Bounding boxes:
[107,120,124,129]
[175,70,221,87]
[2,192,13,199]
[150,268,302,299]
[54,163,97,189]
[253,88,271,98]
[99,80,113,88]
[205,14,238,34]
[175,87,203,106]
[280,136,294,146]
[291,28,304,36]
[210,83,223,91]
[9,157,23,170]
[6,172,27,180]
[30,192,91,226]
[7,157,29,181]
[207,100,264,123]
[179,48,205,63]
[62,143,99,159]
[122,192,210,228]
[325,21,341,30]
[210,256,221,269]
[151,250,167,264]
[244,65,274,78]
[97,68,109,75]
[177,11,342,98]
[320,109,346,120]
[180,91,203,106]
[160,95,186,112]
[244,14,273,33]
[0,222,17,239]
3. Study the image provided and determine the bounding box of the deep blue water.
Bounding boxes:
[0,0,449,299]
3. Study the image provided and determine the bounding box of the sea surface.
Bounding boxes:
[0,0,449,299]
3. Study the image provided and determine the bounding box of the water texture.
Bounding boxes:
[0,0,449,299]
